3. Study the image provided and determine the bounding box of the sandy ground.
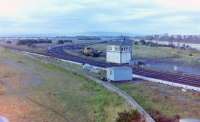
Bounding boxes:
[0,48,59,122]
[0,60,42,122]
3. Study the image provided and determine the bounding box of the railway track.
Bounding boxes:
[1,43,200,88]
[133,67,200,87]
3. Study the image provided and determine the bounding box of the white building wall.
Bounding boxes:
[106,51,121,63]
[106,45,132,64]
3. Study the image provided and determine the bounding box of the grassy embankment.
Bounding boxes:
[114,81,200,119]
[0,47,130,122]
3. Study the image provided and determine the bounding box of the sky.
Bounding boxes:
[0,0,200,36]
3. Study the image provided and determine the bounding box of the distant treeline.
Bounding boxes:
[136,35,200,43]
[135,40,192,50]
[57,40,72,44]
[17,39,52,46]
[76,36,101,40]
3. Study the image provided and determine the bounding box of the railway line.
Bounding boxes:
[48,44,200,88]
[1,43,200,89]
[133,67,200,87]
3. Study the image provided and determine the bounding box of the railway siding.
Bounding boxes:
[133,74,200,92]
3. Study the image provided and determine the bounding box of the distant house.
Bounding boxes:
[106,40,132,64]
[107,67,133,82]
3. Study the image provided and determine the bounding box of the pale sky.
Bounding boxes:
[0,0,200,36]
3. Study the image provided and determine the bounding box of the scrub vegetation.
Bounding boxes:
[115,81,200,119]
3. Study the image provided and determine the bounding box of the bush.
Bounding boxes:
[140,40,146,45]
[6,41,12,44]
[116,110,145,122]
[57,40,64,44]
[189,53,193,56]
[134,41,138,45]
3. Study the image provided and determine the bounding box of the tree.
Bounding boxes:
[6,41,12,44]
[140,40,146,45]
[57,40,64,44]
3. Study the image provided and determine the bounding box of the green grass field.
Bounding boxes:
[133,45,177,59]
[0,48,130,122]
[133,44,200,65]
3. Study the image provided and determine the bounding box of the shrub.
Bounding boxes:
[57,40,64,44]
[140,40,146,45]
[6,41,12,44]
[189,53,193,56]
[116,110,145,122]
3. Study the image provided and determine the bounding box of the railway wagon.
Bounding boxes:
[107,66,133,82]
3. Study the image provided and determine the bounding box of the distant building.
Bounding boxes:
[106,40,132,64]
[107,66,133,82]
